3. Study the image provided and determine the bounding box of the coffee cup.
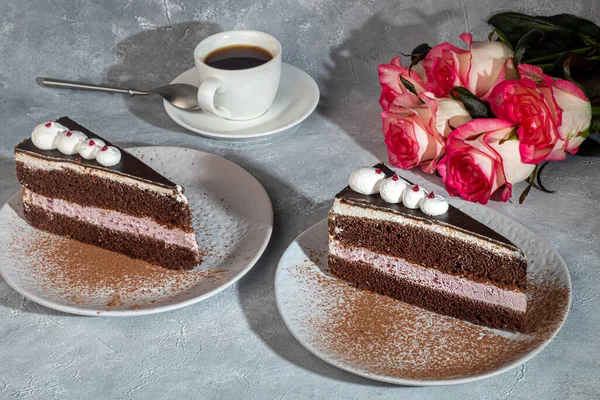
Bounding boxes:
[194,30,282,121]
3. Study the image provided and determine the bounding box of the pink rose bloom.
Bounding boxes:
[383,93,445,173]
[489,64,592,163]
[422,33,515,99]
[421,38,470,98]
[378,56,426,110]
[437,119,535,204]
[518,64,592,156]
[489,77,562,164]
[383,92,471,173]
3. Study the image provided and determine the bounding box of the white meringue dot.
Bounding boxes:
[349,167,386,195]
[31,121,67,150]
[96,146,122,167]
[379,175,408,204]
[57,130,87,155]
[420,193,449,216]
[78,139,101,159]
[402,184,427,209]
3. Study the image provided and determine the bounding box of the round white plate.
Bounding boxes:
[163,63,320,140]
[0,147,273,316]
[275,201,571,386]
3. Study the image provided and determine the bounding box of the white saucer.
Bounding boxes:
[275,201,571,385]
[0,147,273,316]
[163,63,320,140]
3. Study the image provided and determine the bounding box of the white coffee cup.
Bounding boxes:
[194,30,282,121]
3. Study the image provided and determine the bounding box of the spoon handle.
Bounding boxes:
[41,78,149,96]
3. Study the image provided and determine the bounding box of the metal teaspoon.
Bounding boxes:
[40,77,200,111]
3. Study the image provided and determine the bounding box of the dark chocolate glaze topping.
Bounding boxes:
[335,163,519,250]
[15,117,178,190]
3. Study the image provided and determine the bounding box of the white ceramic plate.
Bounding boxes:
[163,63,320,140]
[275,201,571,385]
[0,147,273,316]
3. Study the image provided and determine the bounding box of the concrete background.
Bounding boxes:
[0,0,599,398]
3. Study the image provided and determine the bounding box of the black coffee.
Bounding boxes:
[204,45,272,70]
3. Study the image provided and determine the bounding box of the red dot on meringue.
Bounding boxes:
[375,168,382,174]
[101,145,108,151]
[412,184,420,192]
[392,174,399,181]
[427,191,435,198]
[45,121,52,128]
[66,131,72,137]
[88,140,95,146]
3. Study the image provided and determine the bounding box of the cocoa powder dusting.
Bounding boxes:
[288,250,570,381]
[11,229,228,311]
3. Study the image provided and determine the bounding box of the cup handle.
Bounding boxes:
[197,77,231,119]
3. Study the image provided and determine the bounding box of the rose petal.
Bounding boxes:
[468,41,514,98]
[552,81,592,140]
[434,96,471,137]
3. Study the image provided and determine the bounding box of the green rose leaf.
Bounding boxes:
[488,29,513,49]
[544,14,600,44]
[544,50,600,81]
[515,29,545,65]
[519,165,539,204]
[450,87,494,119]
[488,12,600,63]
[399,76,420,97]
[407,43,432,71]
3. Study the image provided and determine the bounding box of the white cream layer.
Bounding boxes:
[329,238,527,312]
[24,189,198,251]
[16,152,187,202]
[331,198,522,258]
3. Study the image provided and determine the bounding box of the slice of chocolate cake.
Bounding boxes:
[14,117,201,270]
[328,163,527,331]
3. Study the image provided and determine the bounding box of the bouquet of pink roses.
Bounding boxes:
[379,13,600,204]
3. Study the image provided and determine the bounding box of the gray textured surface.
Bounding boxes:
[0,0,599,398]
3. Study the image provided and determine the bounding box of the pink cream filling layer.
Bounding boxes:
[329,240,527,312]
[25,190,198,251]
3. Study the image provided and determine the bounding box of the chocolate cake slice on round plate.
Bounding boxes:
[328,164,528,331]
[14,117,201,270]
